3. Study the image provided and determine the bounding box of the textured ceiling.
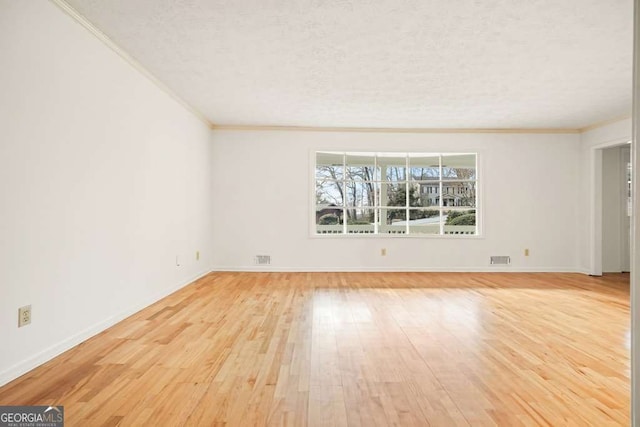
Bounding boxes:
[64,0,632,129]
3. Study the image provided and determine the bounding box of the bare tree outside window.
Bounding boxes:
[315,152,478,235]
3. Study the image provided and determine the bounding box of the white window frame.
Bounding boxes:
[311,151,482,238]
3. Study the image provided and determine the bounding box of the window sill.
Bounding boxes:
[309,233,484,240]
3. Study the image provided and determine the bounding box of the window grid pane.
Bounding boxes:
[315,152,478,236]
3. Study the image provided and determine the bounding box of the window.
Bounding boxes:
[315,152,478,236]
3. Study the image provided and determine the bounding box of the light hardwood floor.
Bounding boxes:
[0,272,630,426]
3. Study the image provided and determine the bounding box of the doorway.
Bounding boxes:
[602,144,631,273]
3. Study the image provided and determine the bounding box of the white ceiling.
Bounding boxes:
[64,0,633,130]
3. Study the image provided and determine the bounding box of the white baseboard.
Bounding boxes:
[211,265,583,273]
[0,268,213,387]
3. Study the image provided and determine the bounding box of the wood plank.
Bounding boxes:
[0,272,630,426]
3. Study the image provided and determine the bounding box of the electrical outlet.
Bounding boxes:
[381,248,387,256]
[196,250,200,261]
[18,305,31,327]
[524,249,530,257]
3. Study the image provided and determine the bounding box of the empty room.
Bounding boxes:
[0,0,637,426]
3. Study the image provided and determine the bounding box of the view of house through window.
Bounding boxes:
[315,152,478,235]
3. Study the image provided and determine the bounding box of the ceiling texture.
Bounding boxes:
[63,0,632,130]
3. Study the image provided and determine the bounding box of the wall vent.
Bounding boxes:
[254,255,271,265]
[490,256,511,265]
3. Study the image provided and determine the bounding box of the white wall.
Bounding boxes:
[578,118,632,274]
[0,2,213,385]
[211,130,580,271]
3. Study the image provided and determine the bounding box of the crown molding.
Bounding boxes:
[211,124,581,134]
[49,0,213,128]
[579,114,632,133]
